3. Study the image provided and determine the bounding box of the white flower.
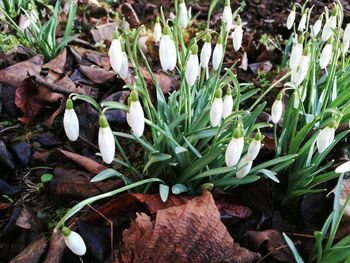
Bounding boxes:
[335,161,350,173]
[344,41,350,54]
[322,12,337,42]
[247,131,263,161]
[236,154,253,178]
[231,21,243,51]
[200,33,212,68]
[222,88,233,119]
[222,1,232,32]
[225,123,244,167]
[271,93,283,124]
[298,11,307,32]
[63,99,79,141]
[290,37,303,70]
[316,123,336,153]
[185,44,199,86]
[212,36,224,71]
[312,16,323,37]
[109,32,123,73]
[159,28,177,71]
[153,19,162,42]
[159,184,169,202]
[293,86,307,109]
[119,51,129,80]
[286,8,296,30]
[178,1,188,28]
[128,91,145,137]
[98,114,115,164]
[344,24,350,43]
[210,89,223,127]
[291,52,310,86]
[320,42,333,69]
[63,228,86,256]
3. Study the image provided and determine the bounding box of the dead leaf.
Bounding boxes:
[70,46,110,70]
[118,191,260,263]
[58,148,107,174]
[43,232,65,263]
[79,65,116,83]
[249,61,273,74]
[90,22,119,43]
[0,55,43,86]
[139,68,179,94]
[9,234,47,263]
[120,3,140,28]
[239,52,248,71]
[245,229,294,263]
[43,48,67,74]
[16,207,47,231]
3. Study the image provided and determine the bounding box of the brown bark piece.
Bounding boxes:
[118,191,260,263]
[9,235,47,263]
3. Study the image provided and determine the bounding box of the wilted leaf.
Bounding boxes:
[16,207,47,231]
[120,3,140,28]
[9,234,46,263]
[79,65,116,84]
[118,191,260,263]
[43,48,67,74]
[0,139,15,171]
[43,232,65,263]
[90,22,119,43]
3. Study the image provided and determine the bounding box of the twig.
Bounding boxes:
[0,124,21,134]
[256,241,302,263]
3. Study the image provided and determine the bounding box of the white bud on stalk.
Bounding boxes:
[247,131,263,161]
[222,88,233,119]
[212,36,224,71]
[109,32,123,73]
[236,154,253,178]
[298,11,307,32]
[312,15,323,37]
[153,18,162,42]
[210,89,223,127]
[200,33,212,68]
[290,37,303,70]
[178,1,188,28]
[291,50,310,86]
[271,93,283,124]
[159,184,170,202]
[63,99,79,141]
[316,122,336,153]
[231,19,243,51]
[98,114,115,164]
[322,11,337,42]
[128,91,145,138]
[286,7,296,30]
[185,44,199,86]
[222,0,233,32]
[119,51,129,80]
[320,41,333,69]
[335,161,350,174]
[225,122,244,167]
[62,227,86,256]
[344,24,350,43]
[159,26,177,71]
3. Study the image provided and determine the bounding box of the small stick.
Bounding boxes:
[256,241,301,263]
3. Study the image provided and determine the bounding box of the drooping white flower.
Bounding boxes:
[271,93,283,124]
[222,87,233,119]
[291,49,310,86]
[236,154,253,178]
[222,0,232,32]
[109,31,123,73]
[185,43,199,86]
[286,6,296,30]
[159,26,177,71]
[247,131,263,161]
[119,51,129,80]
[128,91,145,137]
[62,227,86,256]
[200,33,212,68]
[153,17,162,42]
[335,161,350,173]
[178,0,188,28]
[322,10,337,42]
[344,23,350,43]
[293,86,307,109]
[225,122,244,167]
[316,121,336,153]
[63,99,79,141]
[298,10,307,32]
[320,40,333,69]
[212,35,224,71]
[290,36,303,70]
[344,41,350,54]
[98,114,115,164]
[210,89,223,127]
[231,18,243,51]
[312,15,323,37]
[159,184,170,202]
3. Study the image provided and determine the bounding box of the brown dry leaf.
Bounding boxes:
[43,48,67,74]
[0,55,43,86]
[15,77,65,127]
[245,229,294,263]
[139,68,179,94]
[43,232,65,263]
[117,191,260,263]
[90,22,119,43]
[58,148,107,174]
[9,234,47,263]
[16,207,46,231]
[70,46,110,70]
[50,167,123,199]
[120,3,140,28]
[79,65,116,84]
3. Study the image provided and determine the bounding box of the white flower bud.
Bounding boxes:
[231,23,243,51]
[291,52,310,86]
[178,1,188,28]
[290,41,303,70]
[298,12,307,32]
[247,131,263,161]
[98,114,115,164]
[271,93,283,124]
[286,8,296,30]
[344,41,350,54]
[236,154,253,178]
[212,36,224,71]
[109,33,123,73]
[200,34,212,68]
[223,4,233,32]
[312,17,323,37]
[222,89,233,119]
[128,91,145,137]
[63,228,86,256]
[320,42,333,69]
[119,51,129,80]
[210,92,223,127]
[159,184,169,202]
[159,30,177,71]
[153,20,162,42]
[63,99,79,141]
[322,13,337,42]
[225,123,244,167]
[335,161,350,173]
[344,24,350,43]
[316,123,336,153]
[185,44,199,86]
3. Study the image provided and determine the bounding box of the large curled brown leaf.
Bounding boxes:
[9,234,47,263]
[117,191,260,263]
